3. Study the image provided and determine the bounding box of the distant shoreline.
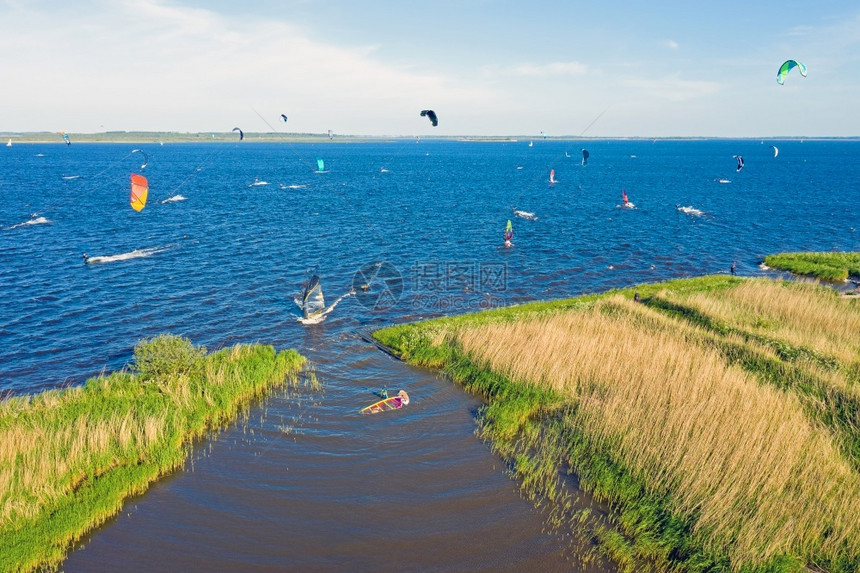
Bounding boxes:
[3,132,860,144]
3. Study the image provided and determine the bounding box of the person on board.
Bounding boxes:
[731,261,736,275]
[391,390,410,407]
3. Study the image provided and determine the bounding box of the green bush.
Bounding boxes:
[133,334,206,380]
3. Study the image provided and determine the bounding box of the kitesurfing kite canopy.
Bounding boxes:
[281,114,288,122]
[733,155,744,172]
[777,60,807,85]
[131,148,148,170]
[130,174,148,212]
[232,127,244,141]
[420,109,438,127]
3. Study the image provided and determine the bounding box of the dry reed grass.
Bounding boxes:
[454,295,860,568]
[678,280,860,372]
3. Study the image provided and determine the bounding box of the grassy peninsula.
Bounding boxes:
[0,335,306,573]
[764,252,860,282]
[373,276,860,572]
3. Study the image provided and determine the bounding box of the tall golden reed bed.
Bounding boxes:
[454,294,860,568]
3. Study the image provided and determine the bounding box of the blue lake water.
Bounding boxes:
[2,139,858,570]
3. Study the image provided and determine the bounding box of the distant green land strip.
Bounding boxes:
[2,132,520,144]
[5,132,860,144]
[0,335,306,573]
[373,275,860,572]
[764,252,860,282]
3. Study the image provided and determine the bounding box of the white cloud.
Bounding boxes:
[0,0,493,133]
[663,39,679,50]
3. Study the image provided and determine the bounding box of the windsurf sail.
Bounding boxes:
[360,390,410,414]
[130,174,148,212]
[316,158,325,172]
[61,132,71,146]
[549,169,556,184]
[734,155,744,172]
[301,274,325,319]
[581,148,590,166]
[622,189,629,205]
[504,219,513,242]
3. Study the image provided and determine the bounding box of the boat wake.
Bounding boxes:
[61,175,81,181]
[7,216,50,230]
[249,179,268,187]
[677,205,705,217]
[280,184,307,190]
[84,245,172,265]
[513,209,538,221]
[294,290,355,325]
[161,195,187,203]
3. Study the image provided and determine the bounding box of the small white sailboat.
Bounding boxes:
[6,138,11,147]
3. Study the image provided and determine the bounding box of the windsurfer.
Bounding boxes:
[731,261,736,275]
[393,390,410,407]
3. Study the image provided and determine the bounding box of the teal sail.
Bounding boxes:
[317,158,325,172]
[776,60,807,85]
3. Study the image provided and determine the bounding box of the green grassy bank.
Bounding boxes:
[0,335,306,572]
[764,252,860,282]
[373,276,860,572]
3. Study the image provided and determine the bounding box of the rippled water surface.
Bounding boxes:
[2,140,858,570]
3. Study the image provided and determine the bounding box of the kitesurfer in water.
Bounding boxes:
[82,253,89,263]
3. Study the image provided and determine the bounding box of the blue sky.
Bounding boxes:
[2,0,858,136]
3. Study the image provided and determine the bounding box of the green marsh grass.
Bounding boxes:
[764,252,860,282]
[0,335,305,572]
